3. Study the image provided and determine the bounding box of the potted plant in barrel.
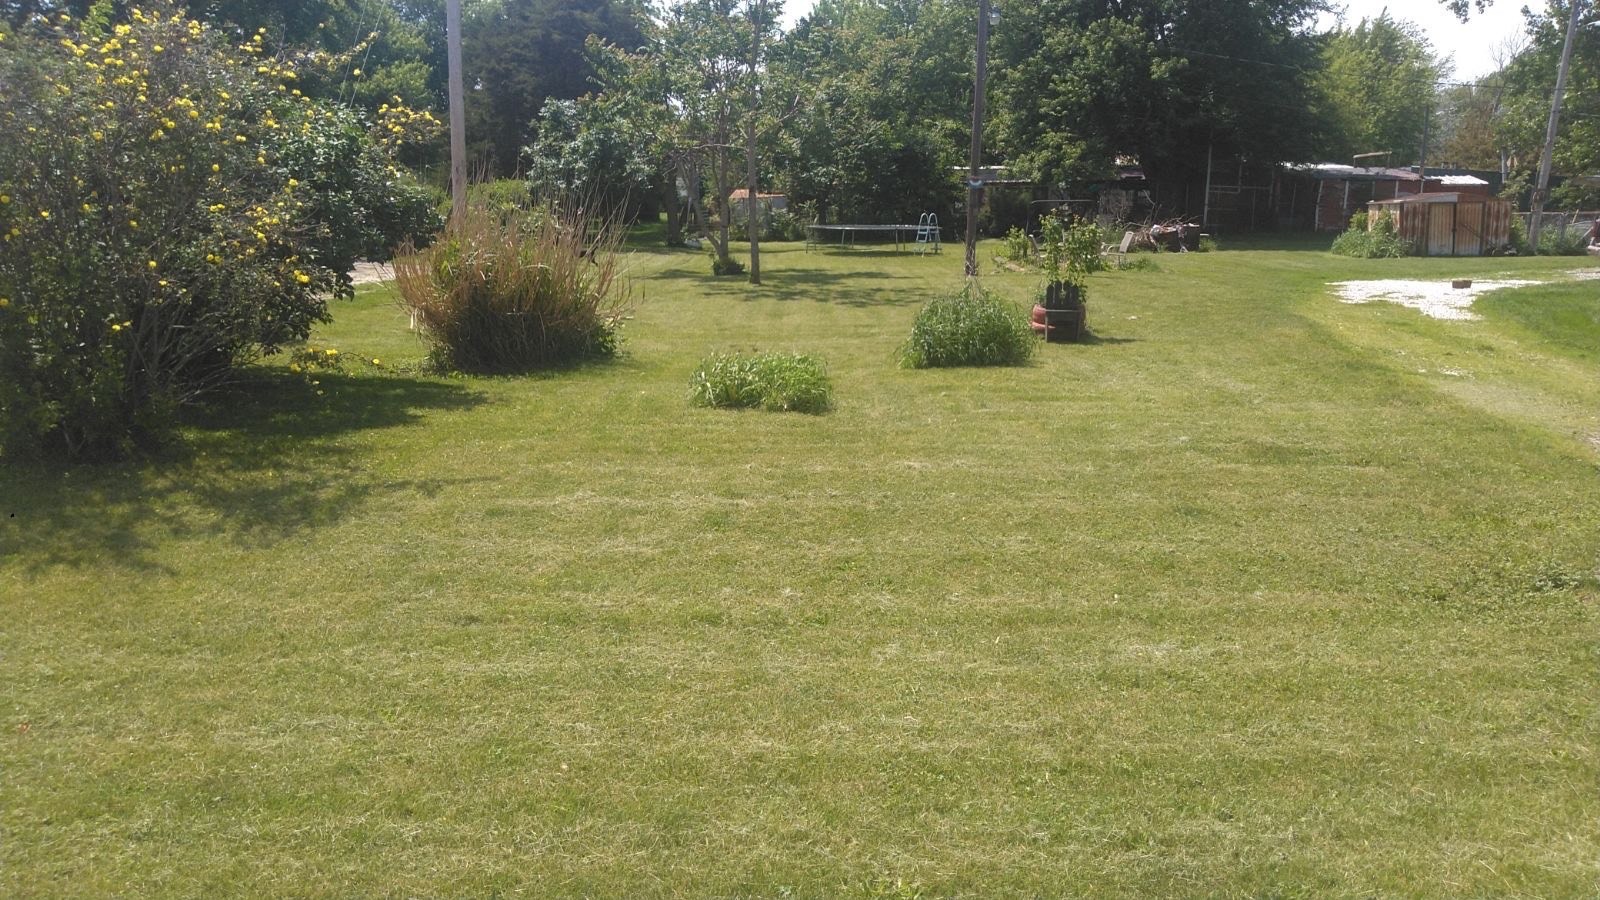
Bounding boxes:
[1030,214,1099,341]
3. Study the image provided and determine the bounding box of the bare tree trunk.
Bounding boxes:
[683,158,707,242]
[662,166,682,246]
[745,0,763,284]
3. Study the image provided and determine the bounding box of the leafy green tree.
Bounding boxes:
[990,0,1326,192]
[1315,12,1447,165]
[1483,1,1600,207]
[465,0,646,175]
[524,97,652,218]
[767,0,969,226]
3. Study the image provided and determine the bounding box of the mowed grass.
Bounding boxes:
[3,235,1598,896]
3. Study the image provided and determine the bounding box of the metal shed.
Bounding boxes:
[1367,193,1514,257]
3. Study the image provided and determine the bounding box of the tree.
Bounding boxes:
[1315,13,1447,165]
[767,0,969,226]
[465,0,645,175]
[524,97,652,219]
[1485,1,1600,208]
[650,0,772,270]
[990,0,1327,191]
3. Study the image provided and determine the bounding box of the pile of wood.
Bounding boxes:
[1127,218,1199,252]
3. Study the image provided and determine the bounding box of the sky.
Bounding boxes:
[778,0,1536,82]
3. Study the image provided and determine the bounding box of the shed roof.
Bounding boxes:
[1369,192,1507,205]
[1283,163,1488,187]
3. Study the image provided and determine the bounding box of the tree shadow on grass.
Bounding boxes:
[655,265,913,308]
[0,370,489,573]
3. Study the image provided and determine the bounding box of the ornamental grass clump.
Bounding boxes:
[689,352,833,414]
[394,208,630,374]
[899,285,1035,369]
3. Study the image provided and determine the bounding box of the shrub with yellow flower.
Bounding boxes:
[0,1,440,460]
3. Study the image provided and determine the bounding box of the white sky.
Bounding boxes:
[778,0,1534,82]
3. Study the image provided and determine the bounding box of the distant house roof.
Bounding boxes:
[1282,163,1487,187]
[728,189,786,200]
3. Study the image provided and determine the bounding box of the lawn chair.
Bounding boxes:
[1103,230,1135,268]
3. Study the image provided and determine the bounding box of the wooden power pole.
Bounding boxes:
[746,0,763,285]
[446,0,468,226]
[964,0,993,278]
[1529,0,1584,251]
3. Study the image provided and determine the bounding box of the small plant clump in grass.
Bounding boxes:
[1002,226,1033,262]
[1197,234,1220,253]
[1331,210,1413,258]
[394,207,630,374]
[899,285,1035,369]
[689,351,833,413]
[711,254,747,277]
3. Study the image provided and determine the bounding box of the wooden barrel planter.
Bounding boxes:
[1030,280,1086,342]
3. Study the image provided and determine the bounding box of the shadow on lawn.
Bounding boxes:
[0,370,488,572]
[656,265,914,307]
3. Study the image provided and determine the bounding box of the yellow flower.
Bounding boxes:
[39,210,49,219]
[158,279,169,287]
[371,358,381,366]
[92,130,104,141]
[81,203,92,213]
[325,349,338,356]
[0,298,10,309]
[147,260,157,269]
[129,220,138,228]
[0,194,9,204]
[111,323,123,332]
[294,272,310,285]
[188,109,198,119]
[212,164,220,173]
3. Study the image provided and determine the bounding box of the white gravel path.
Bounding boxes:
[1328,278,1542,320]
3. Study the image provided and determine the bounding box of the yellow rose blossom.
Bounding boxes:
[147,260,157,269]
[39,210,49,219]
[0,298,10,309]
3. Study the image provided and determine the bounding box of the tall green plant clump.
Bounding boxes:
[900,285,1035,369]
[1331,209,1412,258]
[0,4,439,460]
[394,209,631,374]
[689,351,833,413]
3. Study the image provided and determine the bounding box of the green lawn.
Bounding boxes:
[4,236,1598,896]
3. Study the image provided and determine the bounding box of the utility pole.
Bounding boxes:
[1418,97,1429,194]
[1529,0,1584,251]
[446,0,468,226]
[964,0,993,278]
[746,0,763,285]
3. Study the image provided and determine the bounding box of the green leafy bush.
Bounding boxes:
[689,352,833,414]
[394,208,629,373]
[466,179,542,229]
[766,208,808,242]
[1331,209,1412,258]
[899,285,1035,369]
[1538,223,1590,256]
[1197,235,1220,253]
[1002,226,1032,262]
[0,4,439,460]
